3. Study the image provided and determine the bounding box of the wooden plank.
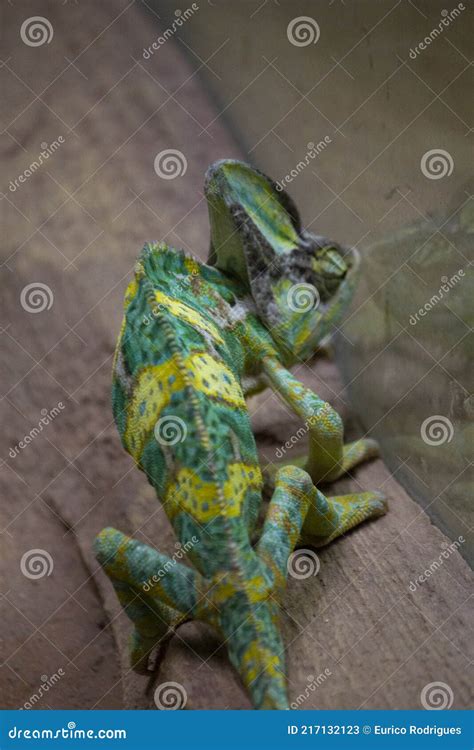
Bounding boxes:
[1,0,471,711]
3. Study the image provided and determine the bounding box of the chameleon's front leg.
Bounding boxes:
[95,528,205,674]
[261,356,379,486]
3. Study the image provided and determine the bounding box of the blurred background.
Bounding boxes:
[1,0,472,711]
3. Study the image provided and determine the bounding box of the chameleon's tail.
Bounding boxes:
[218,592,290,710]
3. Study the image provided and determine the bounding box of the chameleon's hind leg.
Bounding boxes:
[261,356,379,485]
[95,527,204,674]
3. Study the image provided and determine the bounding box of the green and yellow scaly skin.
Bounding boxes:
[95,160,387,710]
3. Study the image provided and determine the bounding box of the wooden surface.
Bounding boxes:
[1,0,471,710]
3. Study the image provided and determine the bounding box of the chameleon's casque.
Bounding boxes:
[95,159,386,710]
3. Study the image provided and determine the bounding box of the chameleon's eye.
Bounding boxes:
[311,247,347,281]
[309,247,348,299]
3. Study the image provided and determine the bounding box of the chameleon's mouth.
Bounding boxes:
[345,244,360,272]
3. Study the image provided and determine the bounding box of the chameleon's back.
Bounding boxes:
[111,243,264,579]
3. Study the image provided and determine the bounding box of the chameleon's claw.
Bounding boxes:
[144,617,193,693]
[300,489,387,548]
[130,629,159,676]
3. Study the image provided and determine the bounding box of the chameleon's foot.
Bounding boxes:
[336,438,380,478]
[95,527,205,675]
[130,612,192,676]
[300,487,387,548]
[130,628,165,676]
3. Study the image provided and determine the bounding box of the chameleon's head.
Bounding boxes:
[205,159,359,362]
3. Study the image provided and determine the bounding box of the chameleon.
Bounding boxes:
[95,159,387,710]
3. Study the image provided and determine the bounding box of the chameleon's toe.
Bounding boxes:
[336,438,380,479]
[301,489,388,547]
[130,628,159,675]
